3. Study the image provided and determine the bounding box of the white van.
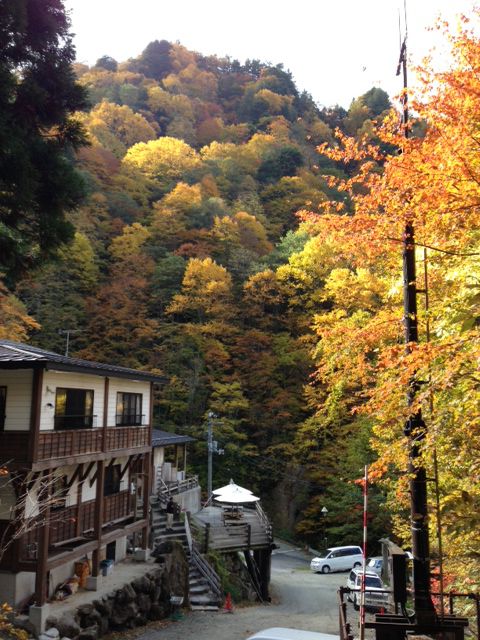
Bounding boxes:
[246,629,339,640]
[310,545,363,573]
[346,568,389,611]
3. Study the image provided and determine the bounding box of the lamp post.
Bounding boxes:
[321,506,328,549]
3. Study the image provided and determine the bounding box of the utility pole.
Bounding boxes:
[207,411,214,500]
[397,32,435,622]
[206,412,224,501]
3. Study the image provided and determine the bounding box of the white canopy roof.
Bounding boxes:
[212,478,253,495]
[214,484,259,503]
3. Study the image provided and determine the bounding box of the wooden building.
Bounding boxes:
[0,340,164,613]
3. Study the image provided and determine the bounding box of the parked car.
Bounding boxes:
[310,546,363,574]
[346,568,389,611]
[366,556,383,574]
[246,629,339,640]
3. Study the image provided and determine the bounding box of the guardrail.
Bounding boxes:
[156,472,199,498]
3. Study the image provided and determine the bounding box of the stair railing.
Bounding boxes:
[255,502,273,541]
[185,513,222,597]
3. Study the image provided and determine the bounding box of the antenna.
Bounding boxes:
[58,329,84,357]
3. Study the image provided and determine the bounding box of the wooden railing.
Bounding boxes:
[0,426,150,464]
[185,513,222,597]
[15,490,132,562]
[105,425,149,450]
[38,428,103,460]
[104,490,132,523]
[156,469,199,501]
[37,426,149,461]
[0,431,30,461]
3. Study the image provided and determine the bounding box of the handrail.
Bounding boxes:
[156,472,199,497]
[191,544,222,596]
[184,509,193,553]
[185,513,222,596]
[255,502,273,540]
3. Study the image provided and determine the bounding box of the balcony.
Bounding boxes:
[7,490,135,564]
[0,424,150,466]
[39,425,150,461]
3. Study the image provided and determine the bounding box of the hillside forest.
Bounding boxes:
[1,2,479,602]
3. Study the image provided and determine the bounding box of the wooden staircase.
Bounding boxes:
[150,499,223,611]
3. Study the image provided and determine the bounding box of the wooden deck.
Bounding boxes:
[191,505,273,552]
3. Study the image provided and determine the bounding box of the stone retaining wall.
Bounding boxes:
[42,543,188,640]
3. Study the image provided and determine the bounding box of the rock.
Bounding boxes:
[123,583,137,601]
[45,617,58,631]
[78,608,101,630]
[39,634,52,640]
[77,605,94,618]
[131,576,152,594]
[92,599,112,617]
[77,624,99,640]
[44,627,60,638]
[133,614,147,627]
[147,604,167,621]
[56,613,81,638]
[136,593,151,613]
[110,602,138,628]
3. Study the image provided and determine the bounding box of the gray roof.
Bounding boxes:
[152,429,195,447]
[0,340,166,383]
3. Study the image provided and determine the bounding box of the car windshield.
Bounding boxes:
[317,549,333,559]
[365,576,382,588]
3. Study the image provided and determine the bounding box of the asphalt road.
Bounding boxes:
[133,540,359,640]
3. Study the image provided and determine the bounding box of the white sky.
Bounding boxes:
[64,0,477,109]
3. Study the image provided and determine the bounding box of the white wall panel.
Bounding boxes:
[0,369,33,431]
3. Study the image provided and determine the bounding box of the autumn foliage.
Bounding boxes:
[1,9,479,601]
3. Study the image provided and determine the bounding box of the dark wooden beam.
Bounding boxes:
[141,452,151,549]
[80,461,95,483]
[76,464,83,538]
[26,471,40,492]
[29,368,44,464]
[102,377,109,452]
[65,464,83,489]
[119,454,139,482]
[35,468,51,606]
[91,461,105,577]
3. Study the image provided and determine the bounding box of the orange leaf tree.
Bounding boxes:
[297,12,480,585]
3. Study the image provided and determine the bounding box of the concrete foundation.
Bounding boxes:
[85,575,101,591]
[29,603,50,634]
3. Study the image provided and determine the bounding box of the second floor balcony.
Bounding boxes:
[0,423,151,467]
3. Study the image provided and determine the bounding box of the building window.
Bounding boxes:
[55,388,94,429]
[0,386,6,430]
[116,392,143,426]
[104,464,121,496]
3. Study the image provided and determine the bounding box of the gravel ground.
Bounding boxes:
[115,541,351,640]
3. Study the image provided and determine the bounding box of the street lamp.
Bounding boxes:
[321,506,328,549]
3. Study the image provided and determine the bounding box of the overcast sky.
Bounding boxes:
[64,0,476,109]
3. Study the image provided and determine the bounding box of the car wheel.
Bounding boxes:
[353,595,359,611]
[353,562,361,568]
[321,565,330,574]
